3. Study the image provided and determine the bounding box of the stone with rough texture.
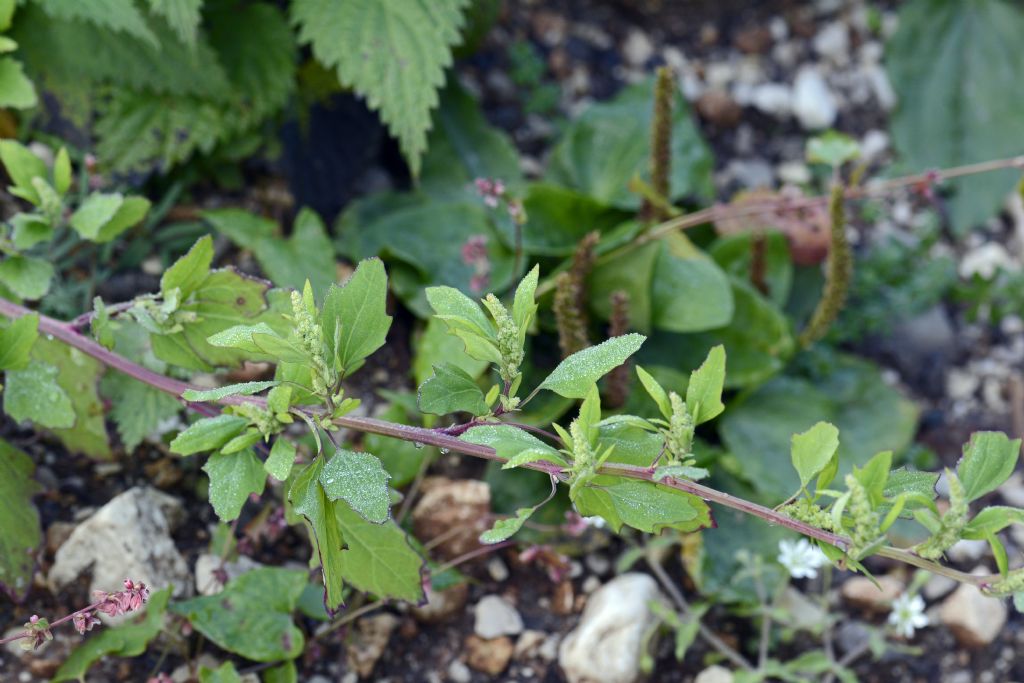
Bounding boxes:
[792,67,837,130]
[465,634,514,676]
[474,595,524,639]
[411,477,490,559]
[558,573,666,683]
[194,553,262,596]
[346,613,398,677]
[940,580,1007,649]
[695,665,735,683]
[840,575,903,612]
[410,582,469,624]
[49,486,190,599]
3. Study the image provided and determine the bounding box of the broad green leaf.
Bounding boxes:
[574,477,712,534]
[3,360,74,428]
[182,381,279,402]
[636,365,671,418]
[203,449,267,522]
[685,345,726,425]
[170,568,305,662]
[709,231,793,307]
[94,196,150,242]
[418,362,488,416]
[0,140,46,204]
[0,313,38,370]
[462,424,565,467]
[204,207,336,294]
[806,130,860,167]
[33,0,157,44]
[887,0,1024,231]
[425,286,495,339]
[0,255,54,300]
[321,257,392,373]
[962,506,1024,539]
[854,450,892,506]
[266,438,297,481]
[547,76,713,209]
[53,147,71,195]
[291,0,471,175]
[539,333,645,398]
[102,373,181,452]
[883,468,939,499]
[199,662,241,683]
[170,415,249,456]
[720,354,918,501]
[320,449,391,524]
[957,431,1022,502]
[205,322,305,363]
[334,500,426,602]
[289,459,346,613]
[0,57,37,109]
[147,0,203,45]
[263,661,299,683]
[791,422,840,489]
[0,439,42,601]
[520,184,629,256]
[161,234,213,299]
[69,192,124,239]
[11,213,54,250]
[480,506,535,544]
[412,316,489,387]
[53,589,171,682]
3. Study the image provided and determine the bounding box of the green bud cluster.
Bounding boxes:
[290,290,335,396]
[482,294,523,386]
[916,470,968,560]
[845,474,879,558]
[568,420,596,499]
[231,402,284,440]
[987,567,1024,597]
[665,392,694,463]
[781,499,835,532]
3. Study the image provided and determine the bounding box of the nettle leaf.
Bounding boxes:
[686,345,726,425]
[34,0,157,44]
[103,372,181,452]
[52,588,171,683]
[480,506,535,544]
[0,255,54,300]
[334,500,426,602]
[957,431,1022,502]
[0,140,46,204]
[574,476,712,534]
[0,439,42,602]
[539,333,645,399]
[4,359,74,429]
[462,424,567,469]
[418,362,488,416]
[888,0,1024,232]
[0,313,38,370]
[791,422,840,489]
[170,568,306,662]
[147,0,203,45]
[291,0,471,176]
[170,415,249,456]
[203,208,336,295]
[266,438,298,481]
[182,381,279,402]
[321,257,392,374]
[319,449,391,524]
[290,458,346,613]
[203,449,268,522]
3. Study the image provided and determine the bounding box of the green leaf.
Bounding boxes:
[0,255,54,300]
[206,323,306,364]
[266,438,297,481]
[574,477,712,534]
[162,234,213,298]
[0,439,42,601]
[320,449,391,524]
[34,0,157,44]
[709,231,793,308]
[854,450,892,506]
[0,57,38,109]
[520,184,629,257]
[263,661,299,683]
[170,415,249,456]
[806,130,860,167]
[52,588,171,683]
[69,192,124,239]
[203,208,336,295]
[203,449,267,522]
[0,313,38,370]
[199,662,242,683]
[147,0,203,45]
[170,568,306,662]
[182,381,279,402]
[685,345,726,425]
[462,424,566,468]
[412,316,489,387]
[11,214,54,250]
[883,468,939,499]
[480,506,535,544]
[0,140,46,204]
[957,431,1022,502]
[962,506,1024,539]
[334,500,426,602]
[94,196,150,242]
[547,76,713,209]
[790,422,840,489]
[321,257,392,373]
[291,0,471,176]
[636,365,671,419]
[3,360,74,429]
[289,458,346,614]
[418,362,489,416]
[539,333,645,398]
[887,0,1024,231]
[720,354,918,501]
[53,147,71,195]
[101,373,179,452]
[512,265,540,332]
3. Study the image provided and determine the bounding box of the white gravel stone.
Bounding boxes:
[622,29,654,67]
[751,82,793,118]
[474,595,524,639]
[813,21,850,64]
[695,665,735,683]
[559,573,666,683]
[777,161,811,185]
[793,67,838,130]
[860,130,890,163]
[960,243,1015,279]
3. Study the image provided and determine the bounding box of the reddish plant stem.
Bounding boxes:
[0,599,103,646]
[0,298,995,588]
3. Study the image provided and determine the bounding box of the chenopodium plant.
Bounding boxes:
[2,237,1024,620]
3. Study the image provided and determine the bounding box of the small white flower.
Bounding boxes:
[777,538,828,579]
[888,593,928,638]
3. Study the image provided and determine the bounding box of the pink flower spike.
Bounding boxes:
[73,612,101,635]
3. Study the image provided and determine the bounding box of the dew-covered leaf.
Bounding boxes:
[418,362,488,416]
[957,431,1022,503]
[170,414,249,456]
[319,449,391,524]
[539,333,645,398]
[203,449,267,522]
[182,380,279,402]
